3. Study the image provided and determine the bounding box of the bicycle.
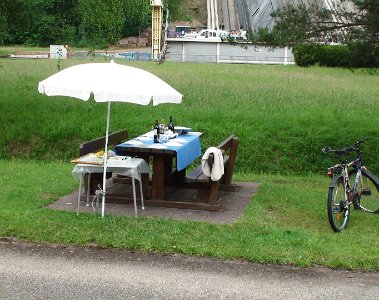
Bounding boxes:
[322,138,379,232]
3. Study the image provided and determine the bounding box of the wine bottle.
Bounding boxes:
[168,115,174,132]
[154,118,160,143]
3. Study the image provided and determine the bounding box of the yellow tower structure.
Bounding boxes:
[150,0,163,60]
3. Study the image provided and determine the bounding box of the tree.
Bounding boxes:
[260,0,379,46]
[123,0,151,37]
[0,0,80,46]
[78,0,126,47]
[0,0,187,47]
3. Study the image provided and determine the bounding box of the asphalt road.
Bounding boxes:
[0,239,378,299]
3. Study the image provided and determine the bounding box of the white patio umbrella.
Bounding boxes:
[38,60,182,217]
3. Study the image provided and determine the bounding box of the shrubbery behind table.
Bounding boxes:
[72,155,151,216]
[114,131,202,204]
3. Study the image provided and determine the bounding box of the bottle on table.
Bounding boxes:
[168,115,174,132]
[160,118,166,134]
[154,118,160,143]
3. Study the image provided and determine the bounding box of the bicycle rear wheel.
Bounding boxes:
[328,176,350,232]
[356,170,379,214]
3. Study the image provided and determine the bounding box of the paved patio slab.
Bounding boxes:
[48,181,260,224]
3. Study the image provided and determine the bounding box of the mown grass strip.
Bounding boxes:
[1,160,378,270]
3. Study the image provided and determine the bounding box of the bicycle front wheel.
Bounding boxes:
[328,176,350,232]
[356,170,379,214]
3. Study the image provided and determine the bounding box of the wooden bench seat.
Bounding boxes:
[186,135,238,210]
[78,129,129,194]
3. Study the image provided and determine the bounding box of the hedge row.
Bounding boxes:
[293,44,379,68]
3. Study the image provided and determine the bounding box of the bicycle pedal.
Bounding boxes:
[361,189,371,196]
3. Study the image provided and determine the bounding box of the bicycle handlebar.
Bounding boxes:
[322,137,367,155]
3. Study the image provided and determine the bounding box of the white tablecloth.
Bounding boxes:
[72,156,151,216]
[72,156,151,181]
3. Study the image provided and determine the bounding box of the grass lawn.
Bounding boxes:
[1,159,378,271]
[0,56,378,270]
[1,57,379,174]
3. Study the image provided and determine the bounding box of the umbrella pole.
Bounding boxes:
[101,101,111,218]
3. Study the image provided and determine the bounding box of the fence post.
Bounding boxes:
[216,42,220,63]
[182,41,186,62]
[284,46,288,65]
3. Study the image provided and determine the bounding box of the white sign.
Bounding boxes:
[49,45,68,59]
[150,0,163,6]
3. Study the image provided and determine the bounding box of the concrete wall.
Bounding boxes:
[248,0,357,31]
[166,39,293,64]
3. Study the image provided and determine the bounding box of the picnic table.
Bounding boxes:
[114,130,202,205]
[73,129,238,212]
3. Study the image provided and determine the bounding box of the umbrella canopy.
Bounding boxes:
[38,60,182,217]
[38,60,182,105]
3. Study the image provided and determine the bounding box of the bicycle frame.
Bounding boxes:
[333,156,363,206]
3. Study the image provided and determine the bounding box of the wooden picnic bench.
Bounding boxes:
[78,129,129,194]
[76,131,238,212]
[185,135,239,211]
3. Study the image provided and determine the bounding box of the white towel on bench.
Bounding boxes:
[201,147,224,181]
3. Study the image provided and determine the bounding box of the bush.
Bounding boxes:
[320,45,350,67]
[292,44,317,67]
[293,44,379,68]
[293,44,349,67]
[348,43,379,68]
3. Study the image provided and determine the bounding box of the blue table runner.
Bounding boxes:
[115,132,201,171]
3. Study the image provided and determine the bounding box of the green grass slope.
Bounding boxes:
[1,58,378,174]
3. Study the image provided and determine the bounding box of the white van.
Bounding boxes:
[195,29,229,40]
[184,29,229,41]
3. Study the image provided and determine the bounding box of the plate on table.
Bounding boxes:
[186,131,202,136]
[135,136,152,141]
[174,126,192,134]
[123,140,144,145]
[108,156,129,162]
[107,156,130,166]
